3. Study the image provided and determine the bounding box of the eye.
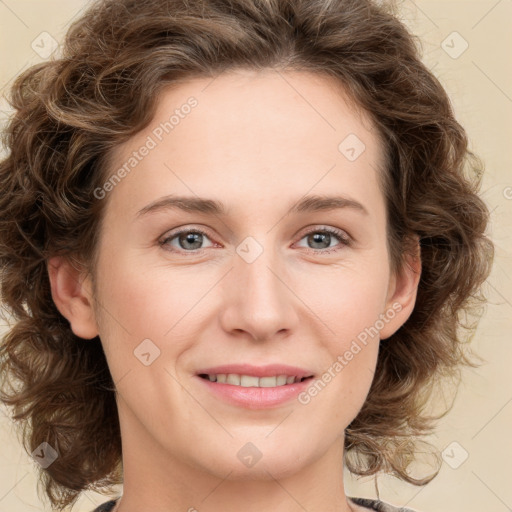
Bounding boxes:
[295,226,351,253]
[159,225,352,255]
[160,227,216,253]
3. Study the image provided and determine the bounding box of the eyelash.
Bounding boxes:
[159,226,352,256]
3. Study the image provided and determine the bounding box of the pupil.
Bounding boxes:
[310,232,330,249]
[181,232,202,249]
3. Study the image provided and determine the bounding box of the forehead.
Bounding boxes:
[105,69,386,218]
[153,68,380,155]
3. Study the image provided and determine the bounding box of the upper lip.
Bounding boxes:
[195,364,314,379]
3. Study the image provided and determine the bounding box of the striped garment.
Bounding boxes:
[92,496,418,511]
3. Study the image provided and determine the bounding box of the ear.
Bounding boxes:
[380,235,422,340]
[47,255,99,340]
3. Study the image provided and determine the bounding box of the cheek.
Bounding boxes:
[95,245,182,333]
[295,263,390,338]
[307,328,380,424]
[93,253,209,377]
[294,268,386,410]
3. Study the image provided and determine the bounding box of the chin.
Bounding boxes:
[222,455,310,482]
[202,435,320,481]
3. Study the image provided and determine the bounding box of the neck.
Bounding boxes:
[113,400,359,512]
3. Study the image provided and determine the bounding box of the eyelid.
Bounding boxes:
[159,224,352,255]
[158,225,216,251]
[293,225,352,251]
[296,224,351,240]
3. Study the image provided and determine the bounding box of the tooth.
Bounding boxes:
[208,373,301,387]
[227,373,241,385]
[240,375,260,387]
[276,375,287,386]
[259,376,278,387]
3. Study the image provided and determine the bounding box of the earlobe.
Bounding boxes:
[47,256,99,340]
[380,236,422,340]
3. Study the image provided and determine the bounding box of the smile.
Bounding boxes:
[195,364,315,409]
[198,373,311,387]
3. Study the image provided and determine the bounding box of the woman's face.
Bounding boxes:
[80,69,419,481]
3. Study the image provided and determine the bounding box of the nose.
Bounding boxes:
[219,239,299,343]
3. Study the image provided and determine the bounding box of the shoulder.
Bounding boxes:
[349,496,420,512]
[91,499,118,512]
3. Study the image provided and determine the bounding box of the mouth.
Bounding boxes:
[194,364,315,409]
[197,373,313,387]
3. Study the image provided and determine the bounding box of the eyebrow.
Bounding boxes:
[135,193,369,218]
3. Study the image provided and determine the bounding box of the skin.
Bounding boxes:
[48,69,421,512]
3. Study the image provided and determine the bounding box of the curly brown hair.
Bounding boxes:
[0,0,494,510]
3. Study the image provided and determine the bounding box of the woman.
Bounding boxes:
[0,0,494,511]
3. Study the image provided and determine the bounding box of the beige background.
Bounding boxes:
[0,1,511,511]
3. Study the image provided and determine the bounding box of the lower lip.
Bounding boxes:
[196,376,314,409]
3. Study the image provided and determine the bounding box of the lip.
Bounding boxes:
[194,364,315,410]
[195,363,313,380]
